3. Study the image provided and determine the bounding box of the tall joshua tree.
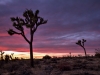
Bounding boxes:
[7,9,47,67]
[76,39,87,57]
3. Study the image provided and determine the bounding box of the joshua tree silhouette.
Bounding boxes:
[10,53,14,60]
[69,52,71,57]
[7,9,47,67]
[76,39,87,57]
[0,51,5,60]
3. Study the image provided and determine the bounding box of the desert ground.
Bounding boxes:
[0,57,100,75]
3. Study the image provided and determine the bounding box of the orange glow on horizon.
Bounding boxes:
[2,51,95,59]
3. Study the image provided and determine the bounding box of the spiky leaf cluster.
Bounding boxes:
[7,9,47,36]
[76,39,86,47]
[0,51,4,55]
[23,9,47,28]
[0,51,5,60]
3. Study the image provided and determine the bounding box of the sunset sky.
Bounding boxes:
[0,0,100,58]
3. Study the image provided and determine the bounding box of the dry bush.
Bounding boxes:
[57,62,73,71]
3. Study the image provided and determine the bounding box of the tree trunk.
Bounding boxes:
[83,47,87,57]
[29,42,34,67]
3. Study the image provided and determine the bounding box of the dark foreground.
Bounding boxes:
[0,57,100,75]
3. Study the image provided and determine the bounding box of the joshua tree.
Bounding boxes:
[7,9,47,67]
[10,53,14,60]
[5,54,10,63]
[76,39,87,57]
[0,51,5,60]
[69,52,71,57]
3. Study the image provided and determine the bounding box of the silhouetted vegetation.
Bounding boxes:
[7,9,47,67]
[0,53,100,75]
[43,55,51,59]
[95,48,100,58]
[5,54,10,63]
[0,51,20,64]
[10,53,14,60]
[69,52,71,57]
[76,39,87,57]
[0,51,5,61]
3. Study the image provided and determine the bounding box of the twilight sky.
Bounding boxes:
[0,0,100,57]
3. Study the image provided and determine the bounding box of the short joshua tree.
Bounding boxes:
[5,54,10,63]
[0,51,5,60]
[76,39,87,57]
[10,53,14,60]
[69,52,71,57]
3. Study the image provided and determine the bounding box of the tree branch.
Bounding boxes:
[21,30,30,43]
[8,29,21,35]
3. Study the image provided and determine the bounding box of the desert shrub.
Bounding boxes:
[51,59,57,63]
[19,68,33,75]
[57,62,72,71]
[71,72,95,75]
[51,58,57,63]
[86,64,96,70]
[75,59,82,63]
[43,59,52,65]
[42,55,51,59]
[73,63,86,70]
[73,60,88,70]
[97,64,100,70]
[95,53,100,58]
[5,55,10,63]
[86,58,94,61]
[34,59,40,65]
[9,72,19,75]
[2,61,20,72]
[95,48,100,58]
[0,61,5,68]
